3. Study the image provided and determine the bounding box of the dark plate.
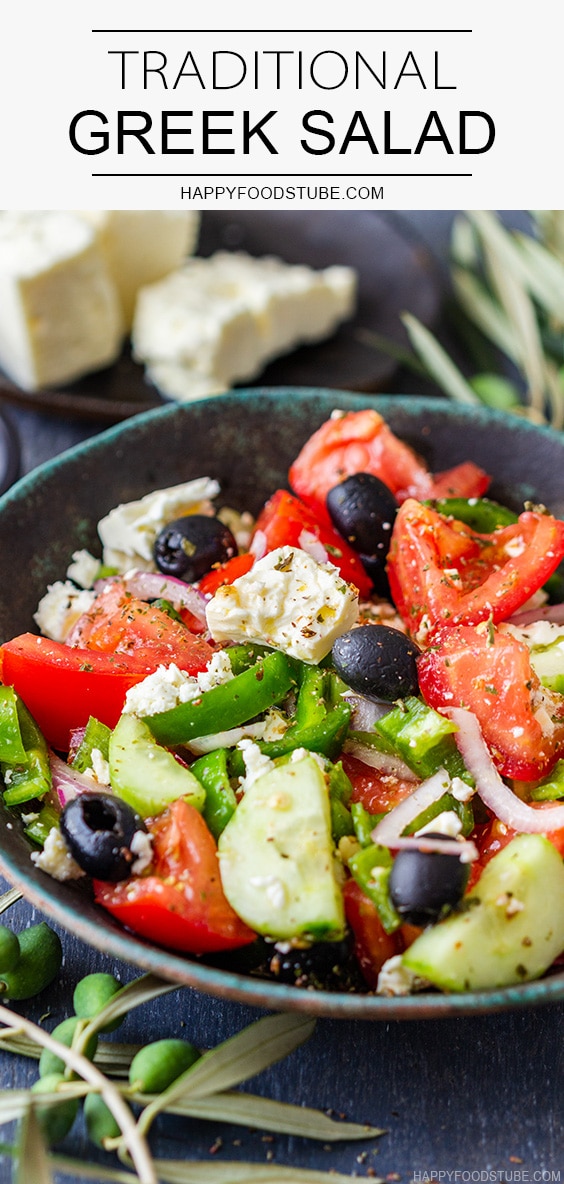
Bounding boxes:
[0,212,441,423]
[1,388,564,1020]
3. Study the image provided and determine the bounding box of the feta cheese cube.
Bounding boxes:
[132,251,357,403]
[205,545,359,663]
[0,211,124,391]
[77,210,200,328]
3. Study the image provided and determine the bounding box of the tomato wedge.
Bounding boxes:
[417,623,564,781]
[252,488,373,598]
[69,580,213,671]
[343,880,404,989]
[341,752,416,814]
[0,634,173,750]
[387,500,564,637]
[94,798,256,955]
[288,409,489,524]
[198,553,255,596]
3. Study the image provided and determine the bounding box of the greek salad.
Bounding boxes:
[3,406,564,997]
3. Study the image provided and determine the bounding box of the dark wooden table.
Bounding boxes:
[1,211,562,1183]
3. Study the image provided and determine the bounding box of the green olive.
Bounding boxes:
[38,1015,98,1079]
[72,972,123,1032]
[83,1091,122,1148]
[0,924,21,974]
[128,1038,201,1094]
[0,922,62,1001]
[31,1072,79,1146]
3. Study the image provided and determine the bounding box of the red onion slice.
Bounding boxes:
[298,529,329,565]
[386,834,478,861]
[446,706,564,833]
[509,602,564,627]
[344,738,418,782]
[123,571,208,624]
[250,530,267,560]
[371,769,453,845]
[343,693,392,735]
[50,752,101,807]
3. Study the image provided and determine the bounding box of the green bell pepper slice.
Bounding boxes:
[190,747,237,838]
[0,688,51,806]
[145,650,296,748]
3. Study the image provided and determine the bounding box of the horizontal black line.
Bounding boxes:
[92,29,473,34]
[91,172,473,178]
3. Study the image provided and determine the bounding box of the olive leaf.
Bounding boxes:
[0,887,22,915]
[144,1088,384,1141]
[150,1163,382,1184]
[14,1102,53,1184]
[401,313,480,406]
[42,1151,381,1184]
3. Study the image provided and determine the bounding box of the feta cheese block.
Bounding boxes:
[206,544,359,663]
[132,250,357,403]
[97,476,220,571]
[0,211,123,391]
[77,210,200,328]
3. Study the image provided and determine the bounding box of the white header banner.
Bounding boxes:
[1,1,561,209]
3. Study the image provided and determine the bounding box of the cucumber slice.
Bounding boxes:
[109,713,205,818]
[218,752,345,942]
[403,834,564,991]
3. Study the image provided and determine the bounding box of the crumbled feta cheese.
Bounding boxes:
[123,650,237,720]
[450,776,476,803]
[376,954,429,997]
[504,535,526,558]
[259,709,289,742]
[33,581,97,642]
[248,874,288,910]
[31,827,85,882]
[123,662,200,717]
[66,549,101,589]
[206,545,359,663]
[83,747,111,786]
[196,648,234,693]
[415,810,463,839]
[237,738,275,791]
[187,710,288,757]
[129,829,154,875]
[495,892,525,917]
[97,477,220,572]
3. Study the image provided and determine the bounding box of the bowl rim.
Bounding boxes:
[2,387,564,1021]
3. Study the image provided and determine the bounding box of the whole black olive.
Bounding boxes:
[332,624,421,702]
[154,515,237,581]
[60,794,148,882]
[388,834,470,926]
[326,473,397,559]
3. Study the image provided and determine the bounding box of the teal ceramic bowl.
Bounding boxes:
[1,388,564,1019]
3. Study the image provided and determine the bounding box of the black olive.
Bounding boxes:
[326,473,397,559]
[154,515,237,581]
[60,794,148,882]
[357,553,392,600]
[388,834,470,927]
[332,624,421,702]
